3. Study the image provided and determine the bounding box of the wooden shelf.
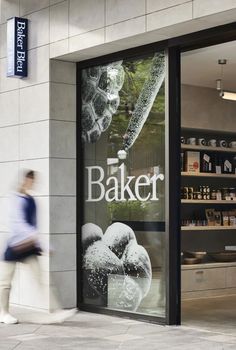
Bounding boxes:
[181,172,236,178]
[181,200,236,204]
[181,144,236,153]
[181,226,236,231]
[182,261,236,269]
[181,127,236,135]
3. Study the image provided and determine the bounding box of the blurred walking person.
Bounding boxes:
[0,170,76,324]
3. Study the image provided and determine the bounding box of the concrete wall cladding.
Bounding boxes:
[182,84,236,131]
[0,0,236,310]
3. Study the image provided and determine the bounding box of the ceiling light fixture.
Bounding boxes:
[216,59,236,101]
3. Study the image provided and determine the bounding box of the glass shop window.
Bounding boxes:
[81,52,166,317]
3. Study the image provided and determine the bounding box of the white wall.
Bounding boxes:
[0,0,236,310]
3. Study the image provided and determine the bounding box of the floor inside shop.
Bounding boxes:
[181,40,236,329]
[182,295,236,334]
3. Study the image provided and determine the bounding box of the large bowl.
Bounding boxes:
[183,257,201,265]
[208,251,236,262]
[187,251,207,259]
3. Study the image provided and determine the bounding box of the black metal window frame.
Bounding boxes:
[76,22,236,326]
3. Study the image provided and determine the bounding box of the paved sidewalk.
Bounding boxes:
[0,306,236,350]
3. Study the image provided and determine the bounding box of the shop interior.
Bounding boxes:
[181,40,236,332]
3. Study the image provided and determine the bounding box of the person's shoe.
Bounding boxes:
[50,308,77,323]
[0,313,18,324]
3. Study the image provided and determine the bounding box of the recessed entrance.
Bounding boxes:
[181,40,236,332]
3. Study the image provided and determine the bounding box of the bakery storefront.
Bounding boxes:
[77,23,236,325]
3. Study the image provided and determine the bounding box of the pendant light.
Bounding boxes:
[216,59,236,101]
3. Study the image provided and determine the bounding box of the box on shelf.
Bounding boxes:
[185,151,200,173]
[201,153,212,172]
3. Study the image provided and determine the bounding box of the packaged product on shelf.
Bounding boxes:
[181,152,185,171]
[222,188,230,200]
[233,210,236,225]
[212,153,219,173]
[229,188,236,200]
[199,186,211,200]
[189,220,196,226]
[205,209,215,226]
[222,211,229,226]
[199,185,210,194]
[181,136,185,144]
[181,187,188,199]
[216,154,223,174]
[201,153,212,172]
[185,151,200,172]
[193,191,202,200]
[188,187,194,193]
[181,187,191,199]
[200,186,207,199]
[223,155,233,173]
[210,190,217,200]
[216,190,222,201]
[214,211,222,226]
[228,211,235,226]
[232,155,236,174]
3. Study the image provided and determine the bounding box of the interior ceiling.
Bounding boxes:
[181,40,236,91]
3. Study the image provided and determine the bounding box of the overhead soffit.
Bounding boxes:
[182,40,236,91]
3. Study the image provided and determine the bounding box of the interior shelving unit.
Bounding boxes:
[181,127,236,247]
[181,124,236,297]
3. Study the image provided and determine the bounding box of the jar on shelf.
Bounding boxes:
[193,191,202,200]
[229,188,235,199]
[222,188,230,200]
[210,190,217,200]
[188,187,194,193]
[216,190,222,201]
[188,193,194,200]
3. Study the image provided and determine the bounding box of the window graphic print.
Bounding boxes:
[81,52,166,317]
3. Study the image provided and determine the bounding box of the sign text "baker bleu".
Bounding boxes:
[7,17,28,78]
[16,21,26,73]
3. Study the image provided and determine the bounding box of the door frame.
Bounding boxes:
[76,21,236,326]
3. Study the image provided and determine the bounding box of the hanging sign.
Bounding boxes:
[7,17,28,78]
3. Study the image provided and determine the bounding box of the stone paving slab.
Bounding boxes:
[0,306,235,350]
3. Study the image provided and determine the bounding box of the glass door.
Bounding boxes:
[78,49,180,323]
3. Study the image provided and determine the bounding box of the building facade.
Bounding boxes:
[0,0,236,323]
